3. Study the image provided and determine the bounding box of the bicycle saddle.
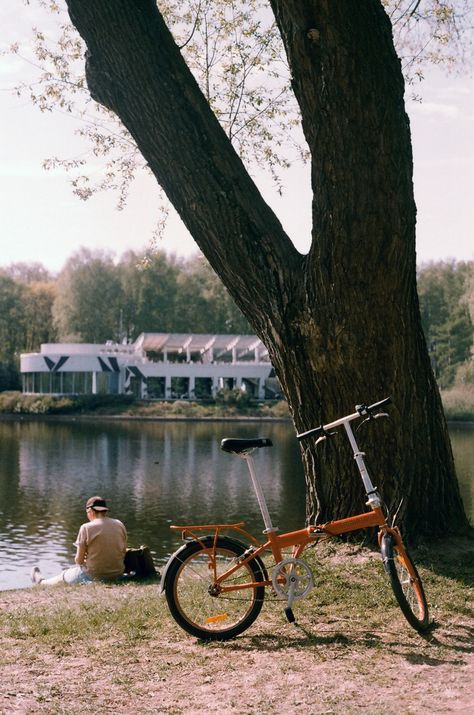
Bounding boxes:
[221,437,273,454]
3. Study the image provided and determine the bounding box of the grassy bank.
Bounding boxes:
[1,536,472,714]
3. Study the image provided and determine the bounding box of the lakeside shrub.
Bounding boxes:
[215,388,252,408]
[264,400,290,418]
[0,391,23,413]
[441,385,474,421]
[0,391,291,420]
[71,394,134,413]
[0,392,134,415]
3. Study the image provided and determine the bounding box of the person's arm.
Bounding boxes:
[122,524,128,556]
[75,542,87,566]
[74,524,87,566]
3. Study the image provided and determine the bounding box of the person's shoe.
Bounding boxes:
[30,566,43,584]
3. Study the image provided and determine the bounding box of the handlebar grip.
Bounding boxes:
[367,396,392,412]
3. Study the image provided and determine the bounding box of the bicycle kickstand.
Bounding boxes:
[284,577,298,625]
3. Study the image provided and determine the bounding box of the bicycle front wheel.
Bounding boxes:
[381,533,430,633]
[165,536,266,640]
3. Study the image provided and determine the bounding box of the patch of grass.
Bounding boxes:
[1,583,167,645]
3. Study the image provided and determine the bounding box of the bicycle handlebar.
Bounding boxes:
[296,397,392,442]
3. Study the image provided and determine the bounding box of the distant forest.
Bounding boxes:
[0,249,472,392]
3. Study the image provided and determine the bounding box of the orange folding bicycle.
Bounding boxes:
[161,397,430,640]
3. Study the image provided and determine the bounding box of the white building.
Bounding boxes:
[20,333,278,400]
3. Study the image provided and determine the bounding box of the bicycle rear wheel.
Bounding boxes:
[165,536,266,640]
[381,533,430,633]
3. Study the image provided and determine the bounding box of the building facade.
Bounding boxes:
[20,333,278,400]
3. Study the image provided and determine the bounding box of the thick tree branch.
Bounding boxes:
[65,0,304,336]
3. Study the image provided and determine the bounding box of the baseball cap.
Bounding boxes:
[86,496,109,511]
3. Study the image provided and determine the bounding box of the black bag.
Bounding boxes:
[124,545,158,579]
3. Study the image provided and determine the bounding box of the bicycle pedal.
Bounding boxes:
[284,607,296,624]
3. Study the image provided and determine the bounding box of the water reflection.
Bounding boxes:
[0,418,472,591]
[449,423,474,522]
[0,419,305,590]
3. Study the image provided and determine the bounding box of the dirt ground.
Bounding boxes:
[1,542,473,715]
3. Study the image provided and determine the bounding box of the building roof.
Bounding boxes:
[134,333,268,358]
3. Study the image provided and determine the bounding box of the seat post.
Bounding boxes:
[243,453,278,533]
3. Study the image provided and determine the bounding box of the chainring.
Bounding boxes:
[271,557,314,600]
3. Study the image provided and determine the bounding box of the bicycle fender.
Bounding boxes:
[380,532,395,573]
[159,542,191,593]
[159,536,268,593]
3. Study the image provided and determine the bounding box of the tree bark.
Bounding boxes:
[65,0,469,539]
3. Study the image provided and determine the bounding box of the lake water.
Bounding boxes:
[0,418,472,591]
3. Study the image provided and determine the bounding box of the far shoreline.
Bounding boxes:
[1,390,473,423]
[0,412,291,423]
[0,412,472,427]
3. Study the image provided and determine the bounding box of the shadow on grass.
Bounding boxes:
[196,617,474,669]
[197,625,381,651]
[413,532,474,588]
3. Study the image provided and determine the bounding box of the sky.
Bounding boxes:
[0,3,473,274]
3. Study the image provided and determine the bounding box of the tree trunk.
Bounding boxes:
[65,0,469,540]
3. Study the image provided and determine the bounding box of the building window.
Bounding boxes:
[171,377,189,399]
[147,377,165,399]
[22,371,97,395]
[62,373,74,394]
[39,372,51,393]
[51,372,62,393]
[22,373,35,393]
[219,377,235,390]
[194,377,213,399]
[96,371,119,395]
[72,372,93,395]
[129,376,142,398]
[242,378,259,397]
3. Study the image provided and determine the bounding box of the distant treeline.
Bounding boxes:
[0,250,472,391]
[417,260,473,388]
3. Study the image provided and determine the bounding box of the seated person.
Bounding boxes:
[31,496,127,585]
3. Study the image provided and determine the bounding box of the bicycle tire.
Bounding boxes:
[381,533,430,633]
[165,536,266,640]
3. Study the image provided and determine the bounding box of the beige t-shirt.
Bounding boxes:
[75,516,127,579]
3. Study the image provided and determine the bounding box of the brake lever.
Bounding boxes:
[356,412,389,432]
[315,431,337,445]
